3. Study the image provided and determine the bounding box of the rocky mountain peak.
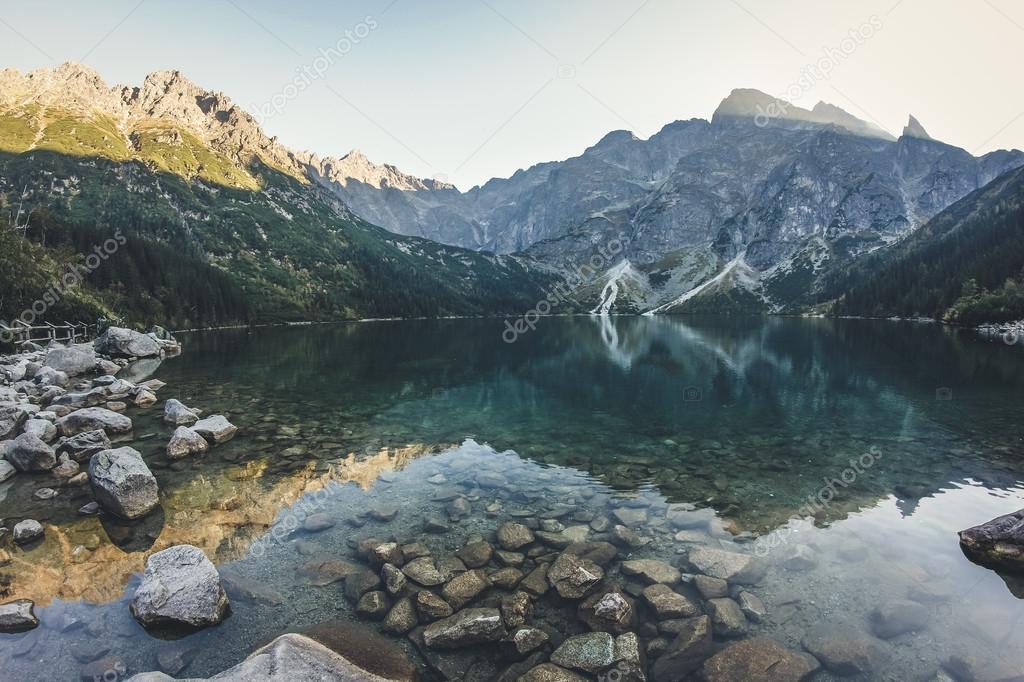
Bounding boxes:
[903,114,934,140]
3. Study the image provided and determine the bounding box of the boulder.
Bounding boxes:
[44,344,96,376]
[13,519,44,544]
[642,584,699,619]
[802,624,884,676]
[382,597,418,635]
[33,365,69,387]
[163,399,199,426]
[869,600,928,639]
[651,615,713,681]
[166,426,209,459]
[0,599,38,633]
[0,460,15,482]
[192,415,237,444]
[57,407,132,437]
[687,547,766,584]
[547,551,603,599]
[131,545,229,628]
[517,664,590,682]
[5,432,56,472]
[497,522,535,550]
[441,569,490,609]
[57,429,111,462]
[579,589,636,634]
[701,638,820,682]
[125,633,395,681]
[706,598,747,638]
[95,327,162,358]
[0,402,26,439]
[88,447,159,519]
[422,608,506,649]
[621,559,681,585]
[402,557,449,587]
[22,418,57,443]
[550,631,616,674]
[959,508,1024,572]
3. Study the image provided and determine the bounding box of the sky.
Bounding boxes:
[1,0,1023,189]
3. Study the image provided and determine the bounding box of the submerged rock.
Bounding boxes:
[422,608,506,649]
[642,584,699,620]
[518,663,590,682]
[687,547,766,584]
[701,637,820,682]
[869,600,928,639]
[579,589,635,634]
[959,508,1024,572]
[802,624,884,676]
[12,519,44,544]
[550,631,616,674]
[0,599,39,633]
[57,429,111,462]
[621,559,681,585]
[88,447,159,519]
[651,615,712,680]
[497,522,535,550]
[547,552,603,599]
[130,544,229,629]
[125,633,398,681]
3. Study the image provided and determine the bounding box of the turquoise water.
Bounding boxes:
[1,316,1023,680]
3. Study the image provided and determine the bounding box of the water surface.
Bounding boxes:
[2,317,1023,680]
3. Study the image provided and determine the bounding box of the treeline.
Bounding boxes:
[825,166,1024,324]
[0,208,252,331]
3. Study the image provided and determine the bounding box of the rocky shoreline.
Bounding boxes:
[0,327,236,635]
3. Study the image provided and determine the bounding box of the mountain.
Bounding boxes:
[824,165,1024,324]
[320,89,1024,315]
[0,63,553,329]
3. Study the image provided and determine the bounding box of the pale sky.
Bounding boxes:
[1,0,1022,189]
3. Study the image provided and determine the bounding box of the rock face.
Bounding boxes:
[57,407,133,436]
[125,633,393,681]
[166,426,209,459]
[701,637,820,682]
[95,327,162,358]
[421,608,506,649]
[88,447,160,519]
[192,415,237,444]
[43,344,96,376]
[0,599,38,633]
[5,432,56,472]
[959,508,1024,572]
[131,545,229,629]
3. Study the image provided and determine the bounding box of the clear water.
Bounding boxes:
[2,316,1023,680]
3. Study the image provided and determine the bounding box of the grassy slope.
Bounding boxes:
[0,108,552,329]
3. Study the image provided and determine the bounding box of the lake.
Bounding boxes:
[2,316,1023,680]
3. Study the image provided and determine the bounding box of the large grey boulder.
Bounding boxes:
[125,633,393,681]
[95,327,162,359]
[57,407,132,436]
[167,427,209,459]
[164,399,199,426]
[0,599,38,633]
[131,545,229,629]
[0,402,27,439]
[57,429,111,462]
[43,344,96,376]
[192,415,237,444]
[88,447,159,519]
[422,608,506,649]
[959,508,1024,572]
[5,433,56,472]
